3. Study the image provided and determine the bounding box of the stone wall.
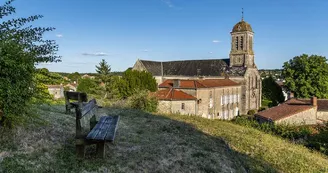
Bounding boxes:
[158,100,196,115]
[276,107,317,125]
[317,111,328,121]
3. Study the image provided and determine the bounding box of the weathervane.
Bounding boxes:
[242,8,244,21]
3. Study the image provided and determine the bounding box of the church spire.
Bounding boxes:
[241,8,244,21]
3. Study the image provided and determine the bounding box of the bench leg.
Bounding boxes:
[76,144,85,158]
[65,105,71,114]
[96,142,105,158]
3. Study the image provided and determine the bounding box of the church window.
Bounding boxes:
[236,37,239,50]
[241,36,244,50]
[181,103,185,110]
[221,96,223,105]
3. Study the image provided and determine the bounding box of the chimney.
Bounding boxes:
[311,96,317,106]
[173,79,180,88]
[288,92,294,100]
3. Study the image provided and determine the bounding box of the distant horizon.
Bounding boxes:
[13,0,327,73]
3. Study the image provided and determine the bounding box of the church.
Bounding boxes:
[133,17,261,117]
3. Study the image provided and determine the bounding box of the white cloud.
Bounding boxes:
[161,0,174,8]
[209,52,213,54]
[142,49,151,52]
[82,52,108,56]
[56,34,63,38]
[212,40,221,43]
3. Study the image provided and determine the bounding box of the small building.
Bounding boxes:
[47,85,64,99]
[154,79,242,120]
[82,74,95,79]
[255,97,328,125]
[65,83,78,92]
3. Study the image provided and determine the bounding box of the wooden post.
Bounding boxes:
[64,91,70,114]
[96,142,105,158]
[76,144,85,158]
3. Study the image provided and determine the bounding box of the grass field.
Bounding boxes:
[0,105,328,172]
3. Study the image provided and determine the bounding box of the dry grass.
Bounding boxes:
[0,105,327,172]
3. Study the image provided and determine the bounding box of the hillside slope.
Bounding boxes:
[0,105,327,172]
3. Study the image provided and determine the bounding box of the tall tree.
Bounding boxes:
[282,54,328,98]
[95,59,112,98]
[262,76,285,107]
[0,0,60,127]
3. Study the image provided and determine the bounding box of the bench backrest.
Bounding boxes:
[64,91,88,106]
[75,99,98,138]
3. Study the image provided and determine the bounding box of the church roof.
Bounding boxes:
[138,59,247,77]
[232,20,253,32]
[159,79,240,89]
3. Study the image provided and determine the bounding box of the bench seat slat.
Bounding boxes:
[86,116,119,142]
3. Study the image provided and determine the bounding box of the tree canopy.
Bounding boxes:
[262,76,285,107]
[282,54,328,98]
[0,0,60,127]
[95,59,112,98]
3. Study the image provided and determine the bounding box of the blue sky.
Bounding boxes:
[9,0,328,73]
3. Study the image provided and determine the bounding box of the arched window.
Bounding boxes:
[241,36,244,50]
[236,37,239,50]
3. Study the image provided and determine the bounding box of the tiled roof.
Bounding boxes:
[153,89,197,101]
[291,99,328,112]
[256,99,315,121]
[138,59,246,77]
[159,79,240,89]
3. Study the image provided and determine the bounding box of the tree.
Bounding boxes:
[35,68,64,85]
[76,78,98,94]
[67,72,81,83]
[282,54,328,98]
[95,59,112,98]
[262,76,285,107]
[0,0,60,127]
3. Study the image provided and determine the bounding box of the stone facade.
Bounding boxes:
[317,111,328,121]
[133,19,261,115]
[47,85,64,99]
[276,107,317,125]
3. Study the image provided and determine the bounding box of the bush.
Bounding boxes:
[247,110,257,115]
[127,90,158,112]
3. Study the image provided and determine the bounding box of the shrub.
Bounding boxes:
[127,90,158,112]
[247,110,257,115]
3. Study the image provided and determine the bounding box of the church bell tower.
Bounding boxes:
[229,11,255,68]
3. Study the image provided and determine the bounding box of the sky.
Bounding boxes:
[8,0,328,73]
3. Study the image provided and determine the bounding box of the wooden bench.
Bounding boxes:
[64,91,88,114]
[75,99,120,158]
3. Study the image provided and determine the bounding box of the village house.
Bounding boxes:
[46,85,64,99]
[82,74,95,79]
[133,17,261,115]
[255,97,328,125]
[64,82,78,92]
[154,79,242,119]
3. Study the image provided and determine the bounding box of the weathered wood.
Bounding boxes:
[76,144,86,158]
[65,91,88,114]
[81,99,97,116]
[96,142,105,158]
[86,116,120,142]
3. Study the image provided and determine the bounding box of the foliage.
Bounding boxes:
[67,72,80,83]
[95,59,112,99]
[247,110,256,115]
[76,78,98,94]
[262,76,285,107]
[120,69,157,98]
[0,0,60,127]
[282,54,328,98]
[35,68,64,85]
[127,90,158,112]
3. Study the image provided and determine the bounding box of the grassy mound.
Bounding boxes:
[0,105,327,172]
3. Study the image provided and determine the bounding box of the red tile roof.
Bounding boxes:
[256,99,315,121]
[159,79,240,89]
[153,89,197,101]
[290,99,328,111]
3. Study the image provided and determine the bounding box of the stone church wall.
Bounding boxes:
[317,111,328,121]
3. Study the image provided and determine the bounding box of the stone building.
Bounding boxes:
[47,85,64,99]
[133,18,261,115]
[154,79,242,119]
[255,97,328,125]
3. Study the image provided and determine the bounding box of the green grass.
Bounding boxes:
[0,105,328,172]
